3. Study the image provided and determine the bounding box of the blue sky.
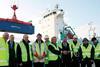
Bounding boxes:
[0,0,99,39]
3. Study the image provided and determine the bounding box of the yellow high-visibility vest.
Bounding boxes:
[81,44,92,59]
[33,42,45,60]
[19,41,33,62]
[67,40,78,57]
[94,43,100,59]
[71,41,80,53]
[48,43,59,61]
[0,37,9,66]
[45,41,50,64]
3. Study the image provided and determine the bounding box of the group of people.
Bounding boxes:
[0,32,100,67]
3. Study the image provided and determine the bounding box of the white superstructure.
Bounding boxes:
[38,5,66,39]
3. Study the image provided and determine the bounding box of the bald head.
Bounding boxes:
[3,32,9,41]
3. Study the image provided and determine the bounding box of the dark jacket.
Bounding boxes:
[17,39,31,63]
[48,42,61,61]
[8,40,17,66]
[35,39,44,43]
[61,42,72,62]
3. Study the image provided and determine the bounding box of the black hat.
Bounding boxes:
[83,38,89,42]
[91,37,97,41]
[37,33,42,36]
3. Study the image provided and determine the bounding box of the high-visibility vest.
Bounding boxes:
[94,43,100,59]
[45,41,50,64]
[45,41,50,55]
[48,43,59,61]
[81,44,92,59]
[71,41,80,53]
[19,41,33,62]
[34,42,46,60]
[67,39,73,51]
[67,40,76,57]
[0,37,9,66]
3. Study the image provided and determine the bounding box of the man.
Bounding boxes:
[33,33,46,67]
[0,32,9,67]
[48,36,64,67]
[17,34,33,67]
[8,35,17,67]
[70,35,81,67]
[81,38,94,67]
[91,37,100,67]
[44,35,50,67]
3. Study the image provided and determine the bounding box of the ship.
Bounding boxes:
[38,4,76,40]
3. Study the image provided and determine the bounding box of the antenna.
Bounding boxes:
[88,22,96,39]
[55,4,59,9]
[54,0,60,10]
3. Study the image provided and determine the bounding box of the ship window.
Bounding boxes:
[49,13,52,15]
[44,11,56,18]
[53,12,56,14]
[60,9,63,11]
[44,13,50,18]
[44,14,49,18]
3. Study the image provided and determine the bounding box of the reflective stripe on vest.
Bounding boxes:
[48,43,59,61]
[95,43,100,59]
[19,41,33,62]
[81,44,92,59]
[0,37,9,66]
